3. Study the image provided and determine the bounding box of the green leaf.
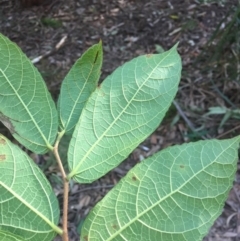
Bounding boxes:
[0,230,25,241]
[68,45,182,183]
[0,34,58,154]
[0,135,62,241]
[81,137,239,241]
[58,41,103,135]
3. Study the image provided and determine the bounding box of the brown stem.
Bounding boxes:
[62,180,69,241]
[53,131,69,241]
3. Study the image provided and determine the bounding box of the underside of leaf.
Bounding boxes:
[58,41,103,135]
[0,34,58,154]
[0,230,25,241]
[0,135,61,241]
[81,137,239,241]
[68,44,182,183]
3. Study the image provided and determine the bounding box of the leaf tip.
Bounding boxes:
[169,42,180,53]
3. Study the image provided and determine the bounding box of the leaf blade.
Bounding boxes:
[81,137,239,241]
[0,135,61,241]
[68,45,181,183]
[58,41,103,134]
[0,34,58,154]
[0,230,25,241]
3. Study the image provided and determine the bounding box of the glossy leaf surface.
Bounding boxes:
[0,34,58,154]
[58,41,103,134]
[0,135,61,241]
[68,45,181,183]
[81,137,239,241]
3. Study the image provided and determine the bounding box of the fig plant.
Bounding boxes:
[0,33,239,241]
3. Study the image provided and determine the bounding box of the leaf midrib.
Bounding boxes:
[0,69,51,148]
[102,140,237,241]
[62,55,98,133]
[77,87,178,176]
[69,48,176,179]
[0,182,62,234]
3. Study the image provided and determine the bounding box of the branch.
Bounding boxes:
[53,130,69,241]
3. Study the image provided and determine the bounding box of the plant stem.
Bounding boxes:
[53,130,69,241]
[62,179,69,241]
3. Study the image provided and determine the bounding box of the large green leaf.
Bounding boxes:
[68,45,182,183]
[0,134,61,241]
[81,137,239,241]
[58,41,103,135]
[0,34,58,154]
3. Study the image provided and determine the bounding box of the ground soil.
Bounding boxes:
[0,0,240,241]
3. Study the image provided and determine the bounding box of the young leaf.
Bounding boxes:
[58,41,103,135]
[0,34,58,154]
[68,45,182,183]
[0,134,62,241]
[81,137,239,241]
